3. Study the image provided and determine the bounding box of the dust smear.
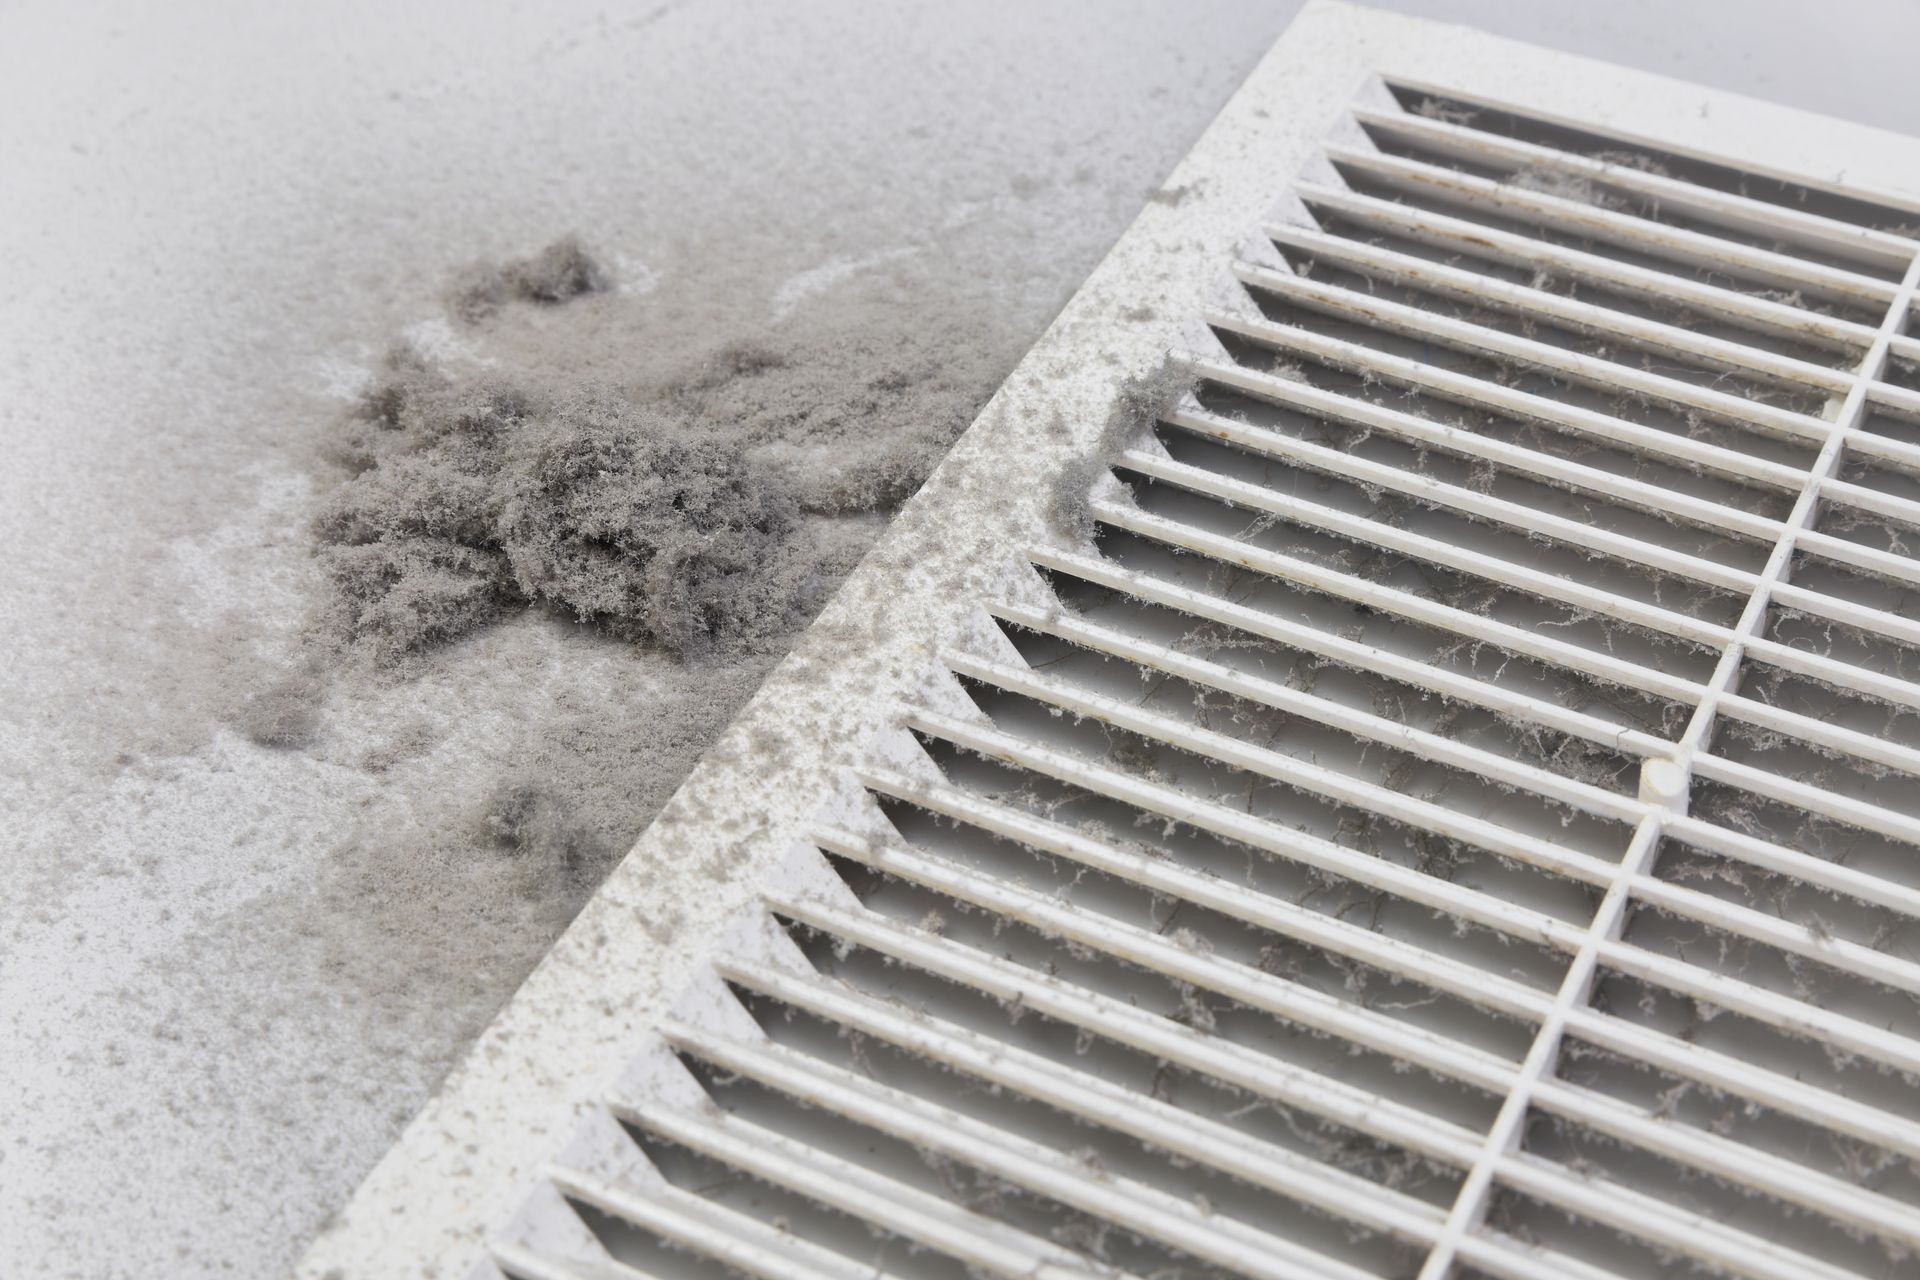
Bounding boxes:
[268,236,1020,1086]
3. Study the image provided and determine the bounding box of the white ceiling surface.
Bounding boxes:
[2,2,1915,1279]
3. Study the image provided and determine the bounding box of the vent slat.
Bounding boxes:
[1262,221,1856,392]
[1716,691,1920,780]
[1351,106,1920,270]
[812,824,1525,1093]
[798,836,1881,1280]
[1492,1149,1865,1280]
[1163,403,1761,594]
[1592,935,1920,1077]
[1188,353,1787,542]
[1234,260,1832,440]
[658,1022,1380,1280]
[1788,529,1920,591]
[1742,632,1920,714]
[906,690,1920,1113]
[865,756,1920,1136]
[857,763,1551,1018]
[1038,538,1920,825]
[1627,873,1920,997]
[543,1165,885,1280]
[1295,181,1880,352]
[905,705,1585,953]
[1824,473,1920,533]
[1029,544,1669,756]
[1731,580,1920,669]
[1524,1075,1920,1251]
[766,893,1491,1165]
[1692,750,1920,848]
[1565,1003,1920,1160]
[975,606,1920,995]
[986,598,1640,821]
[1867,380,1920,420]
[1324,143,1903,308]
[1101,493,1920,734]
[1091,499,1704,703]
[940,651,1627,888]
[850,766,1920,1248]
[605,1105,1104,1280]
[719,958,1450,1245]
[1663,810,1920,920]
[1207,307,1809,490]
[1845,423,1920,477]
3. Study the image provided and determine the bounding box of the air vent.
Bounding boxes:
[299,6,1920,1279]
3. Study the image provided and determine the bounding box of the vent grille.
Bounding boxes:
[303,13,1920,1280]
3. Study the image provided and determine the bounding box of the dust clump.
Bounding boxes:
[315,360,527,659]
[315,363,804,663]
[1508,164,1622,210]
[1047,359,1194,542]
[1412,97,1479,127]
[499,391,797,656]
[315,254,1010,667]
[452,234,610,321]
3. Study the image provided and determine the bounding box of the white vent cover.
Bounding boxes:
[299,5,1920,1279]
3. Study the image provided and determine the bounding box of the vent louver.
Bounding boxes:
[299,7,1920,1279]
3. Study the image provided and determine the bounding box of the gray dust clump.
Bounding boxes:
[1048,359,1194,542]
[316,248,1010,668]
[452,234,610,321]
[496,389,798,657]
[315,359,804,663]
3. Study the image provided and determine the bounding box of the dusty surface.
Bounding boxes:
[4,2,1919,1279]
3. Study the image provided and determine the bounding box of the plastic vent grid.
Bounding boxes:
[299,8,1920,1280]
